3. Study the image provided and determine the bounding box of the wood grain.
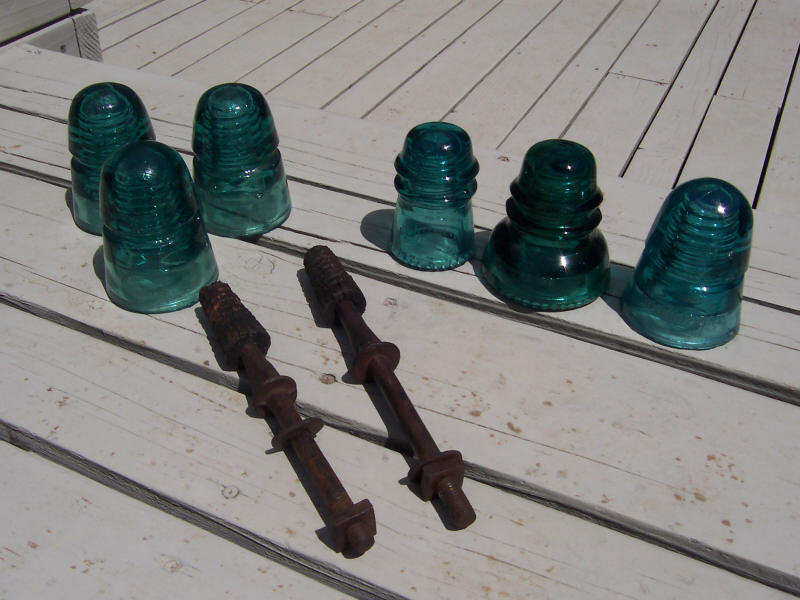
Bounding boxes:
[1,304,796,597]
[0,443,343,599]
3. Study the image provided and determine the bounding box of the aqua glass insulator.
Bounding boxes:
[389,122,478,270]
[192,83,291,238]
[100,141,218,313]
[620,178,753,349]
[68,82,155,234]
[482,139,609,310]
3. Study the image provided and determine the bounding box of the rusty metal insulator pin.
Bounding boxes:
[198,281,376,556]
[303,245,476,530]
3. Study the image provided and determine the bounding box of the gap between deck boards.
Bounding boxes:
[0,419,404,600]
[2,289,799,597]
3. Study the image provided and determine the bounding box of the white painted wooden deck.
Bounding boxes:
[93,0,800,215]
[1,0,799,598]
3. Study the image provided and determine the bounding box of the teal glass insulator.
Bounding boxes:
[100,141,219,313]
[192,83,291,237]
[620,178,753,349]
[389,122,478,270]
[68,82,155,234]
[482,139,609,310]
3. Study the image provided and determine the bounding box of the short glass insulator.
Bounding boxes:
[389,122,478,271]
[482,139,610,310]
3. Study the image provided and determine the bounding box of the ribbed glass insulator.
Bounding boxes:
[621,177,753,349]
[192,83,290,238]
[389,122,478,271]
[68,82,155,234]
[100,141,218,313]
[482,139,609,310]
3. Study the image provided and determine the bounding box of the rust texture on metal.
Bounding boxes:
[303,246,476,530]
[198,281,376,556]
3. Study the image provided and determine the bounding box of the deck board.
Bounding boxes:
[174,8,329,85]
[676,0,800,201]
[0,444,342,599]
[91,0,164,28]
[758,52,800,216]
[610,0,715,83]
[716,0,799,106]
[99,0,203,48]
[141,0,301,76]
[443,0,620,150]
[269,0,461,108]
[623,0,755,188]
[562,72,665,176]
[323,0,499,119]
[102,0,254,69]
[0,0,71,44]
[362,0,561,130]
[290,0,363,19]
[6,305,795,598]
[240,0,400,93]
[497,0,658,154]
[677,94,777,201]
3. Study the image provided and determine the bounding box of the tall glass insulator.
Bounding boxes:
[390,122,478,271]
[192,83,291,238]
[68,82,155,234]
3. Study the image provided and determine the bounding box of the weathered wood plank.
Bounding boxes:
[240,0,399,93]
[88,0,164,29]
[0,0,71,43]
[0,443,343,599]
[100,0,202,49]
[497,0,658,155]
[716,0,800,106]
[671,0,800,204]
[6,307,795,598]
[757,55,800,217]
[623,0,755,188]
[363,0,560,130]
[562,72,666,176]
[140,0,300,76]
[269,0,460,109]
[324,0,501,118]
[290,0,363,19]
[1,172,799,585]
[610,0,716,83]
[445,0,619,150]
[561,0,720,182]
[677,94,776,202]
[102,0,252,69]
[174,8,329,86]
[13,10,101,61]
